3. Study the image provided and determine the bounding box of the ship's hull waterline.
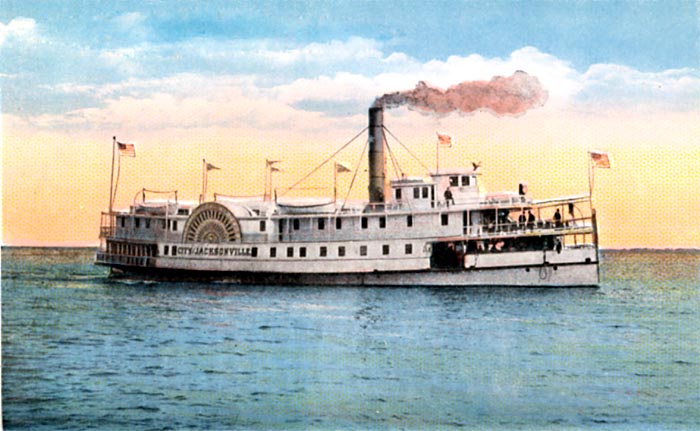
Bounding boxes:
[106,261,599,287]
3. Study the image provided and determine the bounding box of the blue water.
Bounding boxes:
[2,247,699,430]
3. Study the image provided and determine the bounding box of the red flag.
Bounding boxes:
[436,132,452,147]
[117,142,136,157]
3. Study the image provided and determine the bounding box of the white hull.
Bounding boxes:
[99,246,599,287]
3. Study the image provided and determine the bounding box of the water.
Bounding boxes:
[2,247,699,430]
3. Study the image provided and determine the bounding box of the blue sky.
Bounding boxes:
[1,0,698,123]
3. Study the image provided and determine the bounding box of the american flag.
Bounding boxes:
[590,151,611,168]
[436,132,452,147]
[117,142,136,157]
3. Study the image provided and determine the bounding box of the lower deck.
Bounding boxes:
[97,241,599,287]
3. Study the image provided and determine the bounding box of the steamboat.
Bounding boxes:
[96,106,600,286]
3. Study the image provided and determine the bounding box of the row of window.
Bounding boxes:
[269,243,413,258]
[160,243,415,258]
[260,214,422,232]
[119,216,179,232]
[122,212,449,235]
[108,241,157,257]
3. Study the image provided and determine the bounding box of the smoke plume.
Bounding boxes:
[373,71,548,116]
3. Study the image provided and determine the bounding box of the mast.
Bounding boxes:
[368,107,386,204]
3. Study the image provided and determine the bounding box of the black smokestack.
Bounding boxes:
[367,107,385,204]
[373,71,548,116]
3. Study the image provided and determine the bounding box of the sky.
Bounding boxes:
[2,0,699,248]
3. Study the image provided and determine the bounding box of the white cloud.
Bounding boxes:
[578,64,700,112]
[10,40,700,133]
[0,17,38,46]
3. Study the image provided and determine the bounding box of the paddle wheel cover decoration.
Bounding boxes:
[183,202,241,243]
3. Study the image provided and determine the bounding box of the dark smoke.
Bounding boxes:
[373,71,548,116]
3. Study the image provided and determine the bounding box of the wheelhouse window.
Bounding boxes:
[449,176,459,187]
[338,246,346,257]
[413,187,420,199]
[260,220,266,232]
[336,218,342,230]
[135,218,140,228]
[360,245,368,256]
[287,247,294,257]
[382,245,390,255]
[318,218,325,230]
[172,221,178,231]
[379,216,386,229]
[320,246,327,257]
[407,215,413,227]
[422,187,429,199]
[293,219,300,230]
[300,247,307,258]
[395,188,402,200]
[270,247,277,258]
[405,244,413,255]
[361,217,368,229]
[461,176,470,186]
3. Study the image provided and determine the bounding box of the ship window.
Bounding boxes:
[293,219,300,230]
[449,176,459,187]
[172,246,177,256]
[251,247,258,258]
[300,247,307,258]
[360,245,367,256]
[422,187,429,198]
[407,215,413,227]
[178,208,189,216]
[382,245,390,255]
[145,219,151,229]
[395,188,402,200]
[287,247,294,257]
[172,221,178,231]
[461,176,470,186]
[405,244,413,255]
[270,247,277,258]
[361,217,368,229]
[318,218,325,230]
[335,218,342,230]
[260,220,266,232]
[413,187,420,199]
[120,217,125,228]
[320,246,327,257]
[338,246,346,257]
[135,218,140,228]
[379,216,386,228]
[164,245,169,256]
[161,219,166,229]
[441,213,449,226]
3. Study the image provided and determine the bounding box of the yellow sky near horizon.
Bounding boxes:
[2,108,699,248]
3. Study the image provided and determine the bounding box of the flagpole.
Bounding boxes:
[587,151,594,212]
[334,162,338,203]
[436,137,439,174]
[111,139,122,212]
[109,136,116,216]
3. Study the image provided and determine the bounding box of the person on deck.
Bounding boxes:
[444,188,455,206]
[554,208,562,228]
